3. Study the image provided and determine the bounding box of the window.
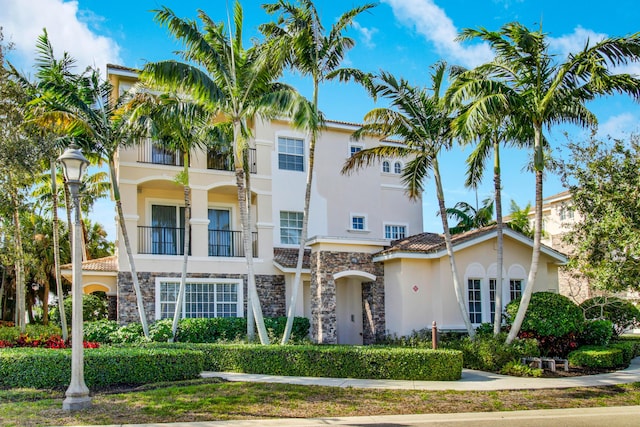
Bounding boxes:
[148,205,185,255]
[350,144,363,157]
[394,161,402,174]
[489,279,497,323]
[510,279,523,301]
[157,279,242,319]
[382,160,390,173]
[384,224,406,240]
[280,211,303,244]
[351,215,365,231]
[559,205,574,221]
[278,137,304,171]
[468,279,482,324]
[208,209,231,256]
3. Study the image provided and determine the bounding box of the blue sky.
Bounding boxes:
[2,0,639,237]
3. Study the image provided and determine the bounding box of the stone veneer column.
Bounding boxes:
[310,250,385,345]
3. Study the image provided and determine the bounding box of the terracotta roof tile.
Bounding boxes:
[273,248,311,269]
[379,225,500,255]
[61,255,118,272]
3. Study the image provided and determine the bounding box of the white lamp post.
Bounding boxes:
[58,144,91,411]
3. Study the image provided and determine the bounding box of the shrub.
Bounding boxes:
[149,319,174,342]
[197,344,461,381]
[0,347,203,389]
[609,340,640,365]
[109,322,148,344]
[175,317,309,343]
[568,346,624,369]
[580,319,614,346]
[499,360,543,377]
[49,294,108,326]
[0,324,63,346]
[581,296,640,336]
[84,320,120,344]
[441,333,539,372]
[506,292,584,337]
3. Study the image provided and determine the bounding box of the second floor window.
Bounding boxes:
[382,161,390,173]
[278,137,304,171]
[280,211,303,244]
[350,144,363,157]
[394,161,402,174]
[351,215,366,231]
[384,224,406,240]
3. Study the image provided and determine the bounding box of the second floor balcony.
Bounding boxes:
[138,226,257,258]
[138,141,186,167]
[207,148,256,174]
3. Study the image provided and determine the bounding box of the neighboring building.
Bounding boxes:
[526,190,592,302]
[70,64,567,344]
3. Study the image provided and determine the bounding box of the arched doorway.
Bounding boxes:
[334,271,376,345]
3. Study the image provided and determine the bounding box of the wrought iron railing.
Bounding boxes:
[207,148,256,174]
[138,140,186,166]
[138,226,190,255]
[208,229,258,257]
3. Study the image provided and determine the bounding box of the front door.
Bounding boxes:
[336,277,363,345]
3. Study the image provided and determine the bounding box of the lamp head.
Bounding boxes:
[57,144,89,184]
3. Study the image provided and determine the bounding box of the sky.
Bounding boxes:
[2,0,640,238]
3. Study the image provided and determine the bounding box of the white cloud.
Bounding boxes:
[596,113,639,139]
[381,0,493,67]
[353,20,378,49]
[0,0,121,76]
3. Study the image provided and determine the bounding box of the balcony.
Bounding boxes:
[138,226,190,255]
[207,148,256,174]
[138,140,186,166]
[208,229,258,257]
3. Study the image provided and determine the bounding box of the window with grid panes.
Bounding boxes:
[510,279,523,301]
[468,279,482,323]
[280,211,303,244]
[158,280,240,319]
[278,137,304,171]
[384,224,406,239]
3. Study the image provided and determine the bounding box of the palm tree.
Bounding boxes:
[456,22,640,343]
[127,91,213,341]
[342,63,475,337]
[143,2,306,344]
[442,199,494,234]
[506,200,533,238]
[26,31,151,337]
[260,0,376,344]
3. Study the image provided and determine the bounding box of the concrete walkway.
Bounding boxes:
[202,356,640,391]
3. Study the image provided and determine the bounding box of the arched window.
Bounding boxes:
[382,160,390,173]
[394,161,402,174]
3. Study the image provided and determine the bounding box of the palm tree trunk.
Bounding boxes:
[493,140,504,336]
[281,81,319,345]
[9,174,26,333]
[506,125,544,344]
[51,159,68,339]
[433,158,475,338]
[171,153,192,342]
[109,159,149,338]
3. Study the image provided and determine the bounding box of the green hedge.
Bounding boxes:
[184,344,462,381]
[568,346,625,368]
[176,317,310,343]
[0,347,203,389]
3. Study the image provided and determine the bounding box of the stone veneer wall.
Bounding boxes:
[310,251,385,344]
[117,272,285,324]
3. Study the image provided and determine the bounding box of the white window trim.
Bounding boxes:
[349,143,365,157]
[381,160,391,173]
[279,210,304,246]
[383,222,408,240]
[275,131,307,173]
[393,160,403,174]
[207,202,237,230]
[154,277,244,320]
[348,213,369,233]
[146,198,184,227]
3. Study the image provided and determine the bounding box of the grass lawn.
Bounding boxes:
[2,378,640,426]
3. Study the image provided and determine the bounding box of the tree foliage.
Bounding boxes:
[563,135,640,292]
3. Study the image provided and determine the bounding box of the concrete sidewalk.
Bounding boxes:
[202,356,640,391]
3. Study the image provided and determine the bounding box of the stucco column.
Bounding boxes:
[189,188,209,257]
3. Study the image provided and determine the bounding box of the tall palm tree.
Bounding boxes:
[342,63,476,337]
[27,31,151,337]
[144,2,306,344]
[260,0,376,344]
[127,91,212,341]
[456,23,640,343]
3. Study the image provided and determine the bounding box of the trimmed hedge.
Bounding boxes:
[185,344,462,381]
[568,346,625,369]
[0,347,203,389]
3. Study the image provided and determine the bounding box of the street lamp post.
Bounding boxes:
[58,144,91,411]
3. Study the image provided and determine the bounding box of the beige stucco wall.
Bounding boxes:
[383,235,563,337]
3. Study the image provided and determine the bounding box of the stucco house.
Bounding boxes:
[69,64,566,344]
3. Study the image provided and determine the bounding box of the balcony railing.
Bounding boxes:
[207,148,256,174]
[208,229,258,257]
[138,226,190,255]
[138,140,186,166]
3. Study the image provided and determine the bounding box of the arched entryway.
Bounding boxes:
[334,271,376,345]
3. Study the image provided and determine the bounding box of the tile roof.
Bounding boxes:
[61,255,118,272]
[379,225,501,255]
[273,248,311,269]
